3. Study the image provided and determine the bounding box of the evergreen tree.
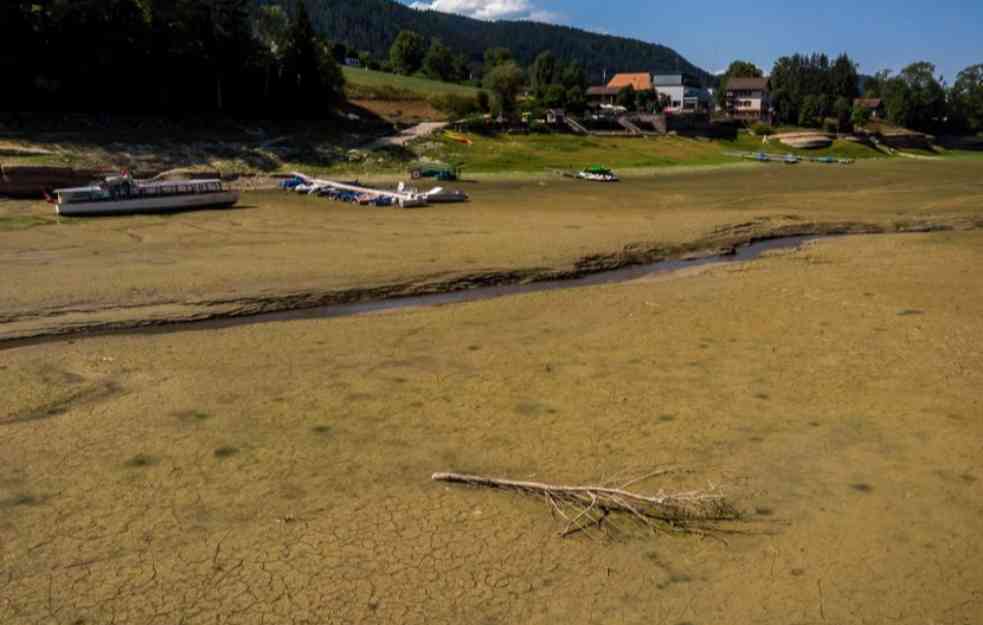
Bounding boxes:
[284,1,343,113]
[531,51,558,98]
[830,54,860,100]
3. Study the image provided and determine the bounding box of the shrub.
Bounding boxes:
[751,122,774,136]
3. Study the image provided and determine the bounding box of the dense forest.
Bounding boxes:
[271,0,715,85]
[1,0,344,116]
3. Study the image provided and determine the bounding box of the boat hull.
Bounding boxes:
[56,191,240,216]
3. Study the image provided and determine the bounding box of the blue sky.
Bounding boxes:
[403,0,981,81]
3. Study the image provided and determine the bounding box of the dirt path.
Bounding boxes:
[365,121,448,149]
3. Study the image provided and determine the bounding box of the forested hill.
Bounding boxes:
[261,0,714,85]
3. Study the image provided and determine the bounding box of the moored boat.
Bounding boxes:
[53,174,239,216]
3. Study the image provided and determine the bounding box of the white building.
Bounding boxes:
[652,74,713,113]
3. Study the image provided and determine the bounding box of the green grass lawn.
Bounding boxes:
[342,67,482,100]
[406,131,887,174]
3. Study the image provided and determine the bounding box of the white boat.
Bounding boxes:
[575,166,619,182]
[422,187,469,203]
[299,174,430,208]
[53,174,239,216]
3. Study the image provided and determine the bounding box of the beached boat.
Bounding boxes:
[423,187,469,203]
[53,174,238,216]
[576,166,619,182]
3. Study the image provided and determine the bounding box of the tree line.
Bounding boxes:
[719,53,983,134]
[1,0,345,117]
[297,0,714,85]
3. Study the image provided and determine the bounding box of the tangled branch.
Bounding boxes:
[432,471,739,538]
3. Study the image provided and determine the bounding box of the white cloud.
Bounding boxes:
[410,0,560,23]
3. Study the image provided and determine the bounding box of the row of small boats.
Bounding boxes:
[280,174,469,207]
[725,151,855,165]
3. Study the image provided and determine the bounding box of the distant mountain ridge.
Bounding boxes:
[259,0,715,86]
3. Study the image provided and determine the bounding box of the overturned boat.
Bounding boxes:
[53,174,239,216]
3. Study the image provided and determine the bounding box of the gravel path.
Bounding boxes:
[365,121,448,149]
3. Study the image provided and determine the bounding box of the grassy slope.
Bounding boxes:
[410,132,887,174]
[342,67,481,100]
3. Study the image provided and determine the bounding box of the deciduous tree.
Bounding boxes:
[423,38,455,81]
[389,30,426,75]
[949,64,983,132]
[483,61,525,116]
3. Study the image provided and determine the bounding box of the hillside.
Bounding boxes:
[257,0,715,85]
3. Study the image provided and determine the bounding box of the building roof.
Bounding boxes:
[607,73,653,91]
[587,86,620,96]
[854,98,883,108]
[653,74,684,87]
[726,77,769,91]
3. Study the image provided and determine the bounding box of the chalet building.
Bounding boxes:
[725,77,770,121]
[854,98,884,120]
[586,86,620,107]
[586,72,711,113]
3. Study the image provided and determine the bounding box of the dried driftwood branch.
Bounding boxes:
[432,471,739,538]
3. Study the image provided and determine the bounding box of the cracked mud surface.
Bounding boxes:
[2,159,982,342]
[3,231,983,624]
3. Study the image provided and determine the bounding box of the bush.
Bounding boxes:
[751,122,774,136]
[429,93,482,118]
[823,118,839,134]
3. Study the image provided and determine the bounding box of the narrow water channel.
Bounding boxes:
[2,235,823,349]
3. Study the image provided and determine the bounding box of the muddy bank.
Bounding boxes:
[0,164,118,198]
[2,217,977,346]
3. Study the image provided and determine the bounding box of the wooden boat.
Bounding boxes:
[53,174,238,216]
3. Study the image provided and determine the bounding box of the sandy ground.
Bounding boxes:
[2,230,982,624]
[1,159,982,341]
